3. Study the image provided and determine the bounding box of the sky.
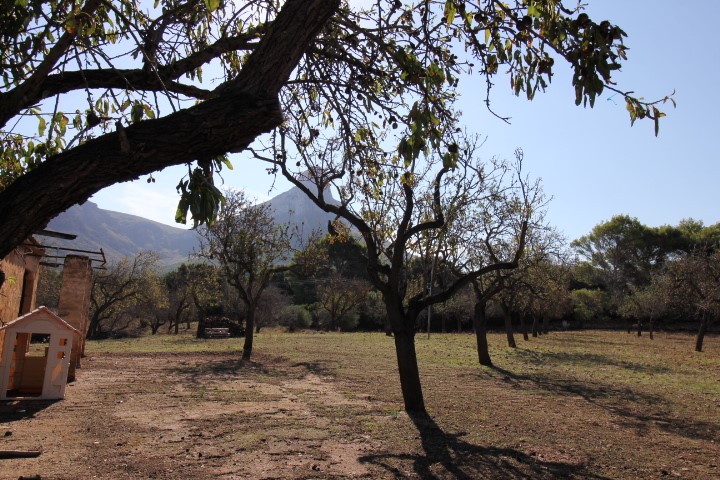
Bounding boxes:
[90,0,720,243]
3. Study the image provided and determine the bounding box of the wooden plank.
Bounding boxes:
[0,450,42,459]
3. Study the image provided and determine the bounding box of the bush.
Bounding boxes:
[278,305,312,332]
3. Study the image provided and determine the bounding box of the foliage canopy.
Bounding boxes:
[0,0,671,258]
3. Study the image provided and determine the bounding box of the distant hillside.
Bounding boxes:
[263,179,340,243]
[41,183,340,268]
[44,201,198,268]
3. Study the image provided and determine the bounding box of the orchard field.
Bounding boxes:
[1,330,718,479]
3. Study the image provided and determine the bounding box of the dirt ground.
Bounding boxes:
[1,332,718,479]
[1,352,391,479]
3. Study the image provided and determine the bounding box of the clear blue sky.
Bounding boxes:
[91,0,720,242]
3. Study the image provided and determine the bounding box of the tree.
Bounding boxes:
[36,265,63,310]
[532,263,573,334]
[572,215,680,323]
[278,304,312,332]
[137,271,171,335]
[512,230,572,337]
[315,276,370,331]
[88,251,159,338]
[170,263,227,337]
[0,0,670,259]
[197,190,295,360]
[253,285,292,333]
[163,266,196,334]
[663,250,720,352]
[570,288,609,328]
[288,232,369,306]
[619,280,666,339]
[265,131,534,414]
[441,148,546,364]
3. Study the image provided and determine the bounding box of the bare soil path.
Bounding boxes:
[1,352,386,479]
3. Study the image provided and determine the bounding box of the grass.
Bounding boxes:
[84,329,720,478]
[86,329,719,397]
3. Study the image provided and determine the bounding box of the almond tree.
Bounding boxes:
[444,148,546,364]
[261,131,532,414]
[315,276,371,331]
[196,190,295,360]
[500,227,570,341]
[663,250,720,352]
[88,251,159,338]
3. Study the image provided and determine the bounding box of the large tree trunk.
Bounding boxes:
[87,313,100,339]
[243,304,256,360]
[473,300,492,367]
[384,316,393,336]
[0,0,340,259]
[519,312,529,341]
[649,317,654,340]
[393,328,425,414]
[501,303,517,348]
[196,313,206,338]
[695,315,709,352]
[386,298,425,414]
[637,319,643,337]
[531,315,539,338]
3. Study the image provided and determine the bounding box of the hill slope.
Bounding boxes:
[44,201,199,268]
[42,183,340,267]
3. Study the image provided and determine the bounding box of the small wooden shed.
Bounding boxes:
[0,306,79,400]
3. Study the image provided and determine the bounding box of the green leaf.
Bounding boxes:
[221,156,233,171]
[55,113,69,135]
[131,102,144,123]
[37,116,46,136]
[442,152,457,169]
[175,196,189,224]
[204,0,220,12]
[626,99,637,126]
[444,1,456,25]
[142,104,155,119]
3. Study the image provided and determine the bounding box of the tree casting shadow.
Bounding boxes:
[487,365,719,443]
[360,411,609,480]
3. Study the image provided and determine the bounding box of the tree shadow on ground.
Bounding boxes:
[168,356,272,382]
[485,366,719,443]
[510,349,671,374]
[287,360,338,377]
[167,355,336,383]
[360,411,609,480]
[0,399,57,423]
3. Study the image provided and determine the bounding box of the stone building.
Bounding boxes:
[0,239,44,325]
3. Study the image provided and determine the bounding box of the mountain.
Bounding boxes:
[41,183,340,268]
[263,179,339,243]
[44,201,199,268]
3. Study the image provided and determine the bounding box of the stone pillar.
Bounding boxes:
[57,255,93,381]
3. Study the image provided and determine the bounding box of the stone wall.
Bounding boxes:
[57,255,93,380]
[0,243,43,363]
[0,252,25,325]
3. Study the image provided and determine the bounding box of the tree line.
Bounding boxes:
[33,206,719,418]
